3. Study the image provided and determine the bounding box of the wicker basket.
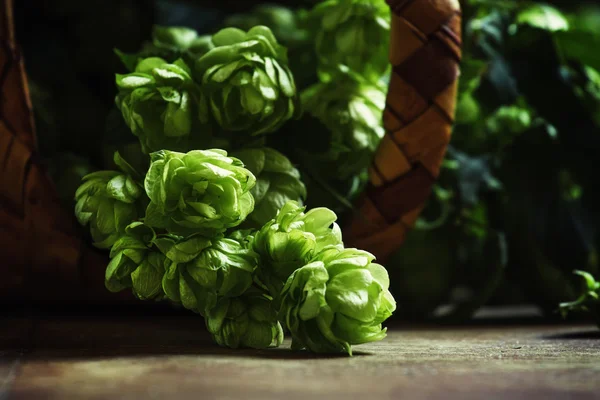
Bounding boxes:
[0,0,461,304]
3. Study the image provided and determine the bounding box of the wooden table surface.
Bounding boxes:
[1,307,599,400]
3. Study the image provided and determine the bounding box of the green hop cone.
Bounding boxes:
[156,234,259,315]
[223,4,316,90]
[298,70,385,180]
[194,26,301,137]
[206,292,284,349]
[105,222,166,300]
[252,200,342,297]
[144,149,256,236]
[115,57,209,154]
[310,0,390,83]
[75,152,145,249]
[279,246,396,355]
[232,147,307,228]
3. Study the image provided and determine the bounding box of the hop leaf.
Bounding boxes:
[206,292,284,349]
[194,26,301,137]
[143,149,256,236]
[309,0,390,83]
[156,234,259,315]
[252,200,342,297]
[105,222,165,300]
[115,57,210,154]
[75,152,145,249]
[298,70,385,180]
[232,147,307,227]
[279,246,396,355]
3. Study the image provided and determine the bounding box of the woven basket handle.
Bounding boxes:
[345,0,462,263]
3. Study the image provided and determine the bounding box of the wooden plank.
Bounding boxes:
[5,315,599,400]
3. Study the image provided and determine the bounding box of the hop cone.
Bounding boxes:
[206,292,284,349]
[105,222,166,300]
[75,152,145,249]
[252,200,342,297]
[232,147,306,228]
[143,149,256,236]
[156,234,259,315]
[279,246,396,355]
[299,70,385,180]
[310,0,390,83]
[194,26,301,137]
[115,57,209,154]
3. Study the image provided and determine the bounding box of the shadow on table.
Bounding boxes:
[2,310,373,361]
[541,330,600,340]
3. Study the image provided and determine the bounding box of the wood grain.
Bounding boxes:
[2,313,599,400]
[345,0,461,263]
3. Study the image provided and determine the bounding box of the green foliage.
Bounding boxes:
[279,246,396,355]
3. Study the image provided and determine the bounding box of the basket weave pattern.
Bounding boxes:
[345,0,461,262]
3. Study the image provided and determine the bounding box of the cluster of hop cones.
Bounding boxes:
[0,0,461,306]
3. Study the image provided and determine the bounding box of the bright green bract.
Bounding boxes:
[279,246,396,355]
[252,200,342,297]
[115,57,208,154]
[194,26,301,137]
[144,149,256,236]
[232,147,306,228]
[75,152,145,249]
[156,234,259,315]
